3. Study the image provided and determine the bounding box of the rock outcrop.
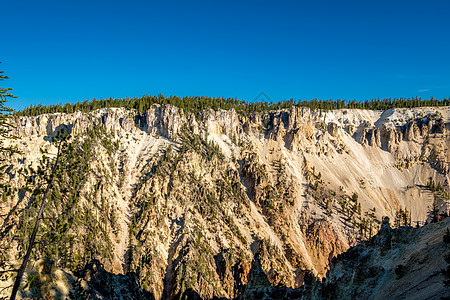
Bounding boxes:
[308,217,450,300]
[1,105,449,299]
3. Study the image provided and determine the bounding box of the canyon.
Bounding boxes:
[0,105,448,299]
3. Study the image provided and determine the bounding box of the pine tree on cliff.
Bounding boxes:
[0,62,19,282]
[0,62,17,162]
[10,130,68,300]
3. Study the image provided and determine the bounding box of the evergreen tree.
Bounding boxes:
[0,62,17,160]
[10,130,69,300]
[0,63,19,291]
[430,198,439,223]
[14,94,450,118]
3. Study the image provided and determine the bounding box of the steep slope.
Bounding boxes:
[237,217,450,300]
[310,217,450,300]
[0,105,448,299]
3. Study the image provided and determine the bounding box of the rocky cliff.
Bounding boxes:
[0,105,449,299]
[311,217,450,300]
[237,217,450,300]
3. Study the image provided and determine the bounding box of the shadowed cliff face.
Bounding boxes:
[7,218,449,300]
[0,105,449,299]
[238,218,450,300]
[316,217,450,300]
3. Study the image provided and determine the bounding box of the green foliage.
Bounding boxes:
[12,127,116,273]
[0,62,16,134]
[14,95,450,118]
[394,208,411,227]
[0,63,21,284]
[429,198,440,223]
[0,62,18,175]
[179,125,225,161]
[313,181,319,191]
[427,177,443,192]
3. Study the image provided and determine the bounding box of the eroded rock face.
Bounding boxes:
[1,105,449,299]
[346,124,356,136]
[144,104,187,139]
[303,220,348,276]
[235,218,450,300]
[405,120,421,141]
[75,260,153,300]
[11,259,153,300]
[381,124,401,152]
[308,218,450,300]
[327,122,340,138]
[360,127,381,147]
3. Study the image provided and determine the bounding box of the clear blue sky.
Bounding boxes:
[2,0,450,111]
